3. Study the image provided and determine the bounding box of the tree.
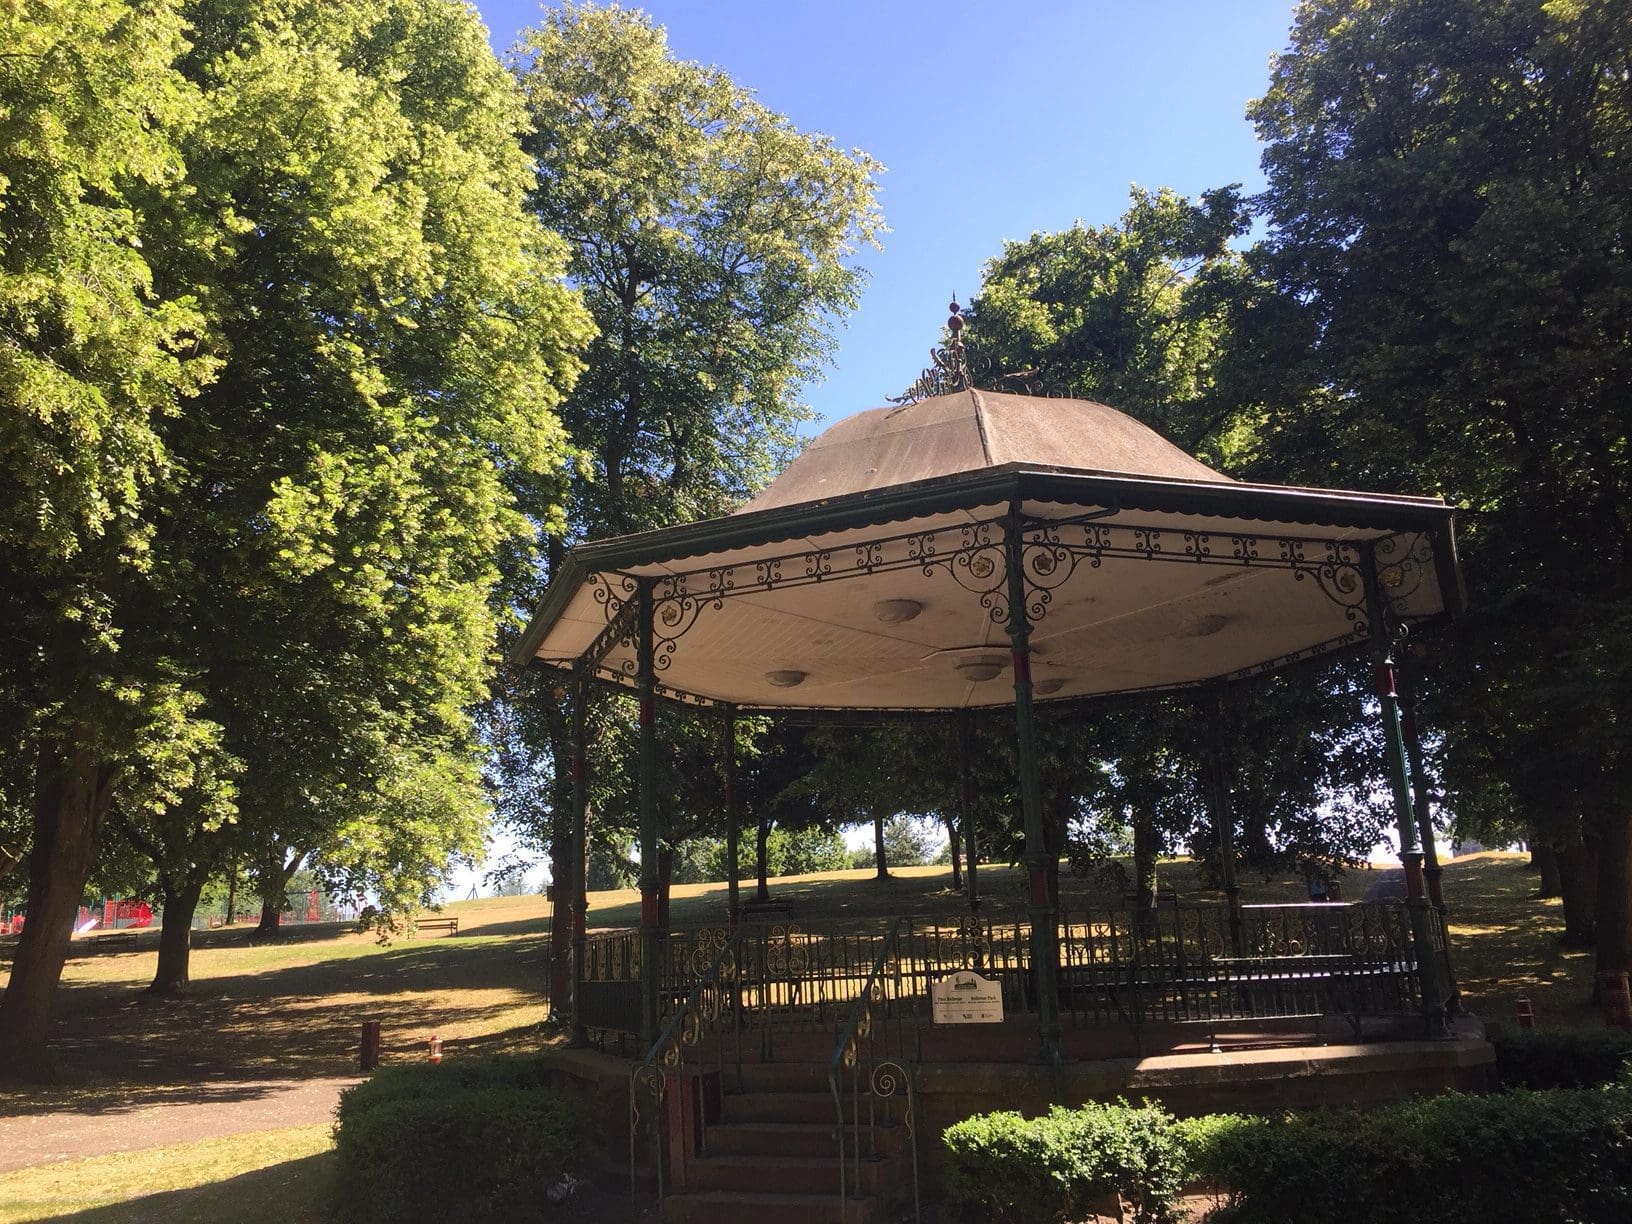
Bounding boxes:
[969,185,1251,460]
[882,816,940,870]
[498,1,881,1014]
[1,0,590,1061]
[0,0,213,1076]
[1244,0,1632,982]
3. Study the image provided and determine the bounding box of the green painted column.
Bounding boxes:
[723,706,740,928]
[1399,663,1461,1015]
[1005,514,1063,1070]
[1361,549,1449,1036]
[568,663,590,1046]
[636,579,659,1049]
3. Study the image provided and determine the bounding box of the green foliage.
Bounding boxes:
[1241,0,1632,956]
[333,1056,584,1223]
[513,0,882,534]
[1494,1027,1632,1091]
[126,0,590,934]
[969,185,1249,463]
[883,815,941,869]
[942,1100,1187,1223]
[1190,1087,1632,1224]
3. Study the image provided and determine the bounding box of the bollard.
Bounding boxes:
[1515,997,1534,1029]
[428,1033,443,1064]
[359,1019,381,1071]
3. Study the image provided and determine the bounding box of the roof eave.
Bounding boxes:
[512,464,1459,666]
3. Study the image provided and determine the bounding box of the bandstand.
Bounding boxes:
[515,336,1486,1219]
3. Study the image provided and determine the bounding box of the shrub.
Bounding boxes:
[942,1099,1186,1223]
[333,1055,585,1223]
[1190,1086,1632,1224]
[1493,1026,1632,1089]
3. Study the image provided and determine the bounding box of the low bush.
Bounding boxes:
[942,1099,1186,1223]
[333,1054,585,1223]
[1190,1085,1632,1224]
[1493,1026,1632,1089]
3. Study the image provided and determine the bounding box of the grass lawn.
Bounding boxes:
[0,1125,333,1223]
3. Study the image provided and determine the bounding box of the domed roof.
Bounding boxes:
[738,387,1230,514]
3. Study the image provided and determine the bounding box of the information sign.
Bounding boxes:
[930,970,1004,1024]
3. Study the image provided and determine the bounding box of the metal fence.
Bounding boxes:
[581,901,1423,1044]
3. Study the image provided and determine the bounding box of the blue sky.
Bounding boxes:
[454,0,1303,893]
[474,0,1300,435]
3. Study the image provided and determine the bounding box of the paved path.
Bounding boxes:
[0,1076,358,1174]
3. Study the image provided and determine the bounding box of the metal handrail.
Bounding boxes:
[828,916,920,1224]
[629,924,746,1208]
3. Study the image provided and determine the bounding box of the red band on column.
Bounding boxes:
[1404,860,1425,899]
[639,696,653,726]
[1013,649,1031,685]
[641,893,657,925]
[574,910,586,939]
[1374,664,1397,700]
[1029,867,1049,906]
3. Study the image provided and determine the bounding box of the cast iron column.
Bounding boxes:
[1399,663,1461,1015]
[1361,549,1449,1037]
[723,705,740,928]
[1005,511,1063,1070]
[956,711,980,918]
[636,579,659,1049]
[568,663,590,1046]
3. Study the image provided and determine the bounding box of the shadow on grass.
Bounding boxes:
[22,1150,336,1224]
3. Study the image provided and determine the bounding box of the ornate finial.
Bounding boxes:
[886,292,974,405]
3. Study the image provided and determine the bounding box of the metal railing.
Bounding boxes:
[829,916,920,1224]
[628,925,747,1208]
[591,902,1423,1046]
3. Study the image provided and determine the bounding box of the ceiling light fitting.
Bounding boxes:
[872,598,924,624]
[954,656,1005,683]
[765,669,807,688]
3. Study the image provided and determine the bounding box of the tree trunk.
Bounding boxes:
[0,735,118,1080]
[253,848,306,939]
[149,875,205,994]
[1558,835,1598,949]
[546,832,572,1023]
[873,813,888,880]
[656,845,674,929]
[224,861,238,926]
[1132,807,1158,931]
[944,813,962,892]
[1593,810,1632,986]
[755,818,770,901]
[1533,842,1562,898]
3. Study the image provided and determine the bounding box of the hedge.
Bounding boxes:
[942,1100,1187,1223]
[333,1055,585,1223]
[1492,1026,1632,1089]
[945,1086,1632,1224]
[1189,1086,1632,1223]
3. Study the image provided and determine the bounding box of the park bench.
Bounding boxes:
[413,917,458,937]
[738,898,793,922]
[101,931,139,950]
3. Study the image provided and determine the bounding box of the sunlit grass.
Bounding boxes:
[0,1125,333,1223]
